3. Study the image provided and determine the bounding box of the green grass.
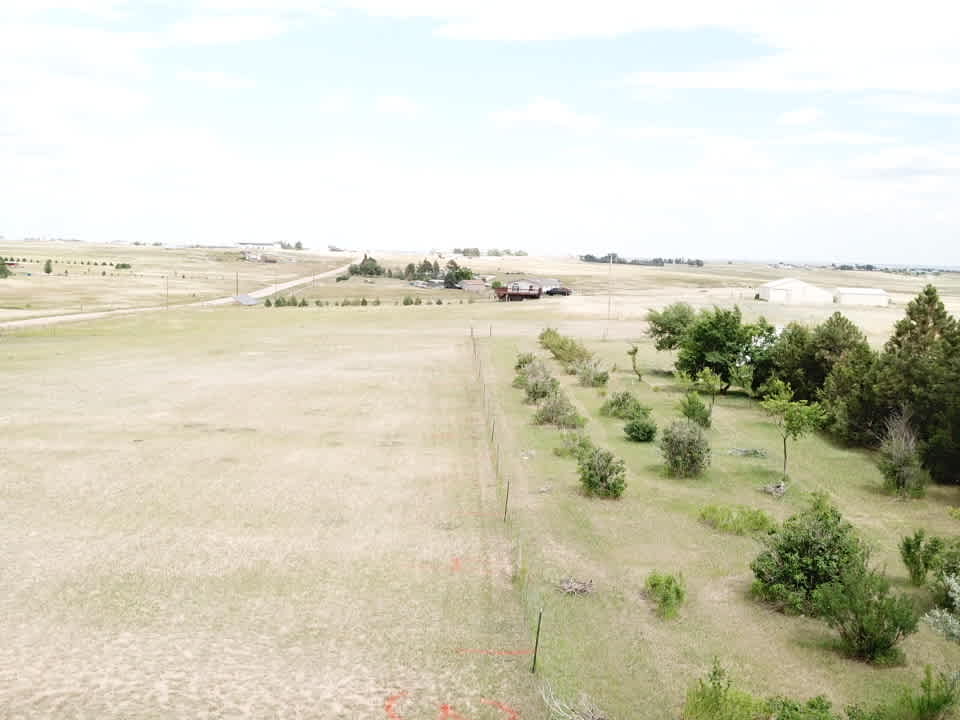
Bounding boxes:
[698,504,777,536]
[486,333,960,720]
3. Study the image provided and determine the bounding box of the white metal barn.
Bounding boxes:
[758,278,834,305]
[834,287,891,306]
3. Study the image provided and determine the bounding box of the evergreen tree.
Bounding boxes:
[875,286,958,482]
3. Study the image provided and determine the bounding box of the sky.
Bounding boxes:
[1,1,959,264]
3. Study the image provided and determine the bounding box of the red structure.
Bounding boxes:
[494,280,542,302]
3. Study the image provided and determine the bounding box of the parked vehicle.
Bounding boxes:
[545,287,573,296]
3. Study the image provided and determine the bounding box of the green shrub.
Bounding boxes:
[577,446,626,498]
[599,391,649,419]
[680,391,712,428]
[683,660,762,720]
[698,504,776,536]
[864,666,960,720]
[751,494,865,614]
[515,352,536,371]
[813,563,919,664]
[336,274,349,282]
[900,530,945,586]
[360,297,368,306]
[928,541,960,609]
[575,358,609,387]
[274,296,286,307]
[533,391,585,429]
[524,369,560,404]
[299,298,308,307]
[878,410,928,498]
[660,421,711,477]
[624,416,657,442]
[645,571,686,618]
[684,660,959,720]
[925,575,960,643]
[538,327,593,370]
[115,262,131,269]
[553,431,595,461]
[402,295,414,306]
[414,297,422,305]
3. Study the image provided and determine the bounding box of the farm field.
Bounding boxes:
[0,241,350,322]
[4,251,960,718]
[0,307,546,719]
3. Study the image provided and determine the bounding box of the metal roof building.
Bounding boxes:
[758,278,834,305]
[834,287,891,306]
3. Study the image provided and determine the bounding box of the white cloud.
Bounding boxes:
[316,95,350,113]
[851,145,960,178]
[167,14,292,45]
[491,98,603,132]
[864,95,960,116]
[375,95,420,116]
[777,131,896,146]
[177,70,255,89]
[778,108,823,126]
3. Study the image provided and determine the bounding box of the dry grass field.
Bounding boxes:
[4,249,960,718]
[0,241,349,322]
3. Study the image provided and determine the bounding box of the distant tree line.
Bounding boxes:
[348,254,385,276]
[452,248,527,257]
[834,263,876,271]
[647,285,960,484]
[581,253,703,267]
[395,258,474,288]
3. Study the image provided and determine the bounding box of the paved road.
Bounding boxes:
[0,256,360,330]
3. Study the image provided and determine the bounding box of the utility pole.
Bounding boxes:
[607,253,613,324]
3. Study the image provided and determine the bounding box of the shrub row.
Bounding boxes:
[264,296,472,308]
[514,352,627,498]
[684,659,960,720]
[538,328,609,387]
[599,390,659,443]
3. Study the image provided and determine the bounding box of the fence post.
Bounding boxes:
[531,608,543,673]
[503,474,510,523]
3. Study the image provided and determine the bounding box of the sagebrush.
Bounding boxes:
[577,447,626,498]
[660,421,711,477]
[645,571,686,619]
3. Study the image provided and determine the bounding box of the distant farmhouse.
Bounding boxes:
[758,278,834,305]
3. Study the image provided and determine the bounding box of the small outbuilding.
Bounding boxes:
[834,287,891,306]
[459,279,488,293]
[758,278,833,305]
